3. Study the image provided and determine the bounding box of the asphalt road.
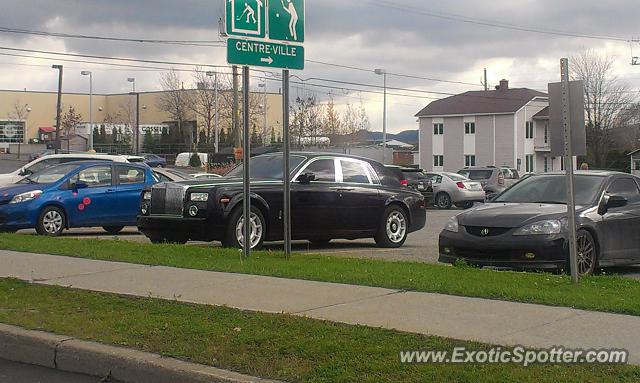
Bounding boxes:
[0,359,107,383]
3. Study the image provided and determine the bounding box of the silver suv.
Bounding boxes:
[457,166,520,198]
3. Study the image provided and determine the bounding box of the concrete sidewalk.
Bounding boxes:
[3,250,640,365]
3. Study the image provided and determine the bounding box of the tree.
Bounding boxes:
[219,127,228,146]
[61,106,83,136]
[324,96,342,136]
[189,152,202,167]
[270,127,276,145]
[9,99,29,122]
[570,51,637,168]
[189,68,223,147]
[93,127,102,144]
[355,102,370,132]
[198,130,207,146]
[143,130,154,151]
[157,70,190,144]
[291,95,323,147]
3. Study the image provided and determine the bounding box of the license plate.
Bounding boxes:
[418,184,425,190]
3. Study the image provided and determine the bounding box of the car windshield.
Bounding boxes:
[226,155,306,180]
[494,174,605,205]
[18,163,80,185]
[458,169,494,180]
[403,172,426,180]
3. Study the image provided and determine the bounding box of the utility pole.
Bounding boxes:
[484,68,488,91]
[374,69,387,164]
[206,71,220,153]
[81,71,93,151]
[52,65,63,153]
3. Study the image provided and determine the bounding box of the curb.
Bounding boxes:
[0,323,283,383]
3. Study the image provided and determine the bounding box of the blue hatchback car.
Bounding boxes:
[0,161,156,236]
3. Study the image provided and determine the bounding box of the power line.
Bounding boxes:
[364,0,631,43]
[0,26,225,47]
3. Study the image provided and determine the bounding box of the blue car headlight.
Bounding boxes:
[10,190,43,204]
[513,220,562,236]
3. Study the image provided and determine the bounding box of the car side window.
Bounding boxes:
[340,160,371,184]
[69,166,112,188]
[501,169,513,179]
[427,174,442,184]
[301,159,336,182]
[608,178,640,204]
[116,166,146,185]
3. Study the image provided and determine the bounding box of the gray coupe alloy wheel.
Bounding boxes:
[235,212,264,249]
[576,230,597,276]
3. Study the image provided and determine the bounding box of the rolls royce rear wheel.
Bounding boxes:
[375,206,408,248]
[223,206,266,250]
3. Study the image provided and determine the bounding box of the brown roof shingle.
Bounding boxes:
[415,88,547,117]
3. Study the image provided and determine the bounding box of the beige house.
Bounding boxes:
[0,88,283,147]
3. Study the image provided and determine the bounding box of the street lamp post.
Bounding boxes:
[206,71,219,153]
[52,65,63,153]
[81,71,93,151]
[258,82,267,145]
[374,69,387,164]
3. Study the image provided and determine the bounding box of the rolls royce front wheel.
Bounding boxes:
[375,206,408,248]
[224,206,266,250]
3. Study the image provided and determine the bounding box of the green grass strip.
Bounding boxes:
[1,233,640,316]
[1,279,638,383]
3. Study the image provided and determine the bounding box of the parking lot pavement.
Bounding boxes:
[0,157,27,173]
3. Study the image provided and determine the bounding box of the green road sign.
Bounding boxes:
[227,38,304,70]
[269,0,305,43]
[226,0,266,38]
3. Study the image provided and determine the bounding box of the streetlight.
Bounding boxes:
[52,65,63,153]
[81,71,94,151]
[258,82,267,145]
[127,77,136,92]
[206,71,219,153]
[374,68,387,164]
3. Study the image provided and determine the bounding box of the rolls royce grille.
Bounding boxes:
[150,184,185,216]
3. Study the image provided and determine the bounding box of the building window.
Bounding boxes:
[525,155,534,173]
[560,157,565,171]
[525,122,534,139]
[544,123,549,144]
[544,156,549,172]
[464,122,476,134]
[433,155,444,167]
[433,123,444,135]
[464,155,476,167]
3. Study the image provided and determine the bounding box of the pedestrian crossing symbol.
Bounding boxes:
[227,0,266,38]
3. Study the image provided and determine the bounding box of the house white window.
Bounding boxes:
[526,155,534,173]
[464,155,476,167]
[544,156,549,172]
[464,122,476,135]
[433,155,444,167]
[544,123,549,144]
[433,123,444,135]
[560,157,565,171]
[526,122,534,139]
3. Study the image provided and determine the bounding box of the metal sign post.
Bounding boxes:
[282,70,292,258]
[560,58,579,284]
[242,66,251,259]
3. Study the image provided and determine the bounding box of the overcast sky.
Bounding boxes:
[1,0,639,133]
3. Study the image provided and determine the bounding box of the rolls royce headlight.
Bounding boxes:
[513,220,562,236]
[143,192,152,201]
[190,193,209,202]
[10,190,43,204]
[443,216,459,233]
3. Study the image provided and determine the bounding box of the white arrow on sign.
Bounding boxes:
[260,56,274,65]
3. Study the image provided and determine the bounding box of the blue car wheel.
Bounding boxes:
[36,206,66,237]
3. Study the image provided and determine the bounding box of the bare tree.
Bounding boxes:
[355,101,370,132]
[570,51,637,167]
[9,99,29,122]
[61,106,83,136]
[324,96,342,136]
[157,70,190,144]
[189,68,223,148]
[216,72,263,147]
[291,95,324,147]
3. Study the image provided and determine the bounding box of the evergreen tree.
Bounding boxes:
[143,130,154,151]
[219,127,227,146]
[270,127,276,146]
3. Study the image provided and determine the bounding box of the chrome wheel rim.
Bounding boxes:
[235,212,263,249]
[576,233,596,275]
[386,211,407,244]
[42,210,63,234]
[437,194,449,208]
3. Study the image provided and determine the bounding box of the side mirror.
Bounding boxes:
[18,168,31,177]
[598,194,628,215]
[298,173,316,185]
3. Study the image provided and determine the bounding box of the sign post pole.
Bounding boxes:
[561,58,579,284]
[282,69,292,258]
[242,65,251,259]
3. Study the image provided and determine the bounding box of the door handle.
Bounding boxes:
[106,189,116,193]
[335,188,355,192]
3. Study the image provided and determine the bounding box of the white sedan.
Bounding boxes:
[424,172,485,209]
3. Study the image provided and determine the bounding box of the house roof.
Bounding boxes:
[629,148,640,156]
[415,88,548,117]
[532,106,549,120]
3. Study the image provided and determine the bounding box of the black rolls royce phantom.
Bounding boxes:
[137,153,427,249]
